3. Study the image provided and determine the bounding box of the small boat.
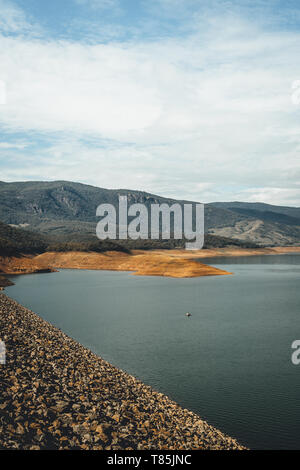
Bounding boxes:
[185,312,192,317]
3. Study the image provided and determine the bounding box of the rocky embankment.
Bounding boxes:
[0,294,245,450]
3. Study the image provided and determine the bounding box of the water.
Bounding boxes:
[5,254,300,449]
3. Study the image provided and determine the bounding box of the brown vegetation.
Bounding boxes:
[0,250,230,279]
[33,250,231,278]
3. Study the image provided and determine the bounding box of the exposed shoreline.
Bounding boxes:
[0,246,299,287]
[0,293,245,450]
[0,250,231,284]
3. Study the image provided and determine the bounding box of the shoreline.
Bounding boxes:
[0,250,231,284]
[178,245,300,260]
[0,293,245,450]
[0,246,299,287]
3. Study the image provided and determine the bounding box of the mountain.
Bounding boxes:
[210,201,300,225]
[0,181,299,246]
[208,201,300,246]
[0,180,244,234]
[0,220,47,256]
[0,218,258,258]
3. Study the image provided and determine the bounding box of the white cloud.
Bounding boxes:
[0,37,162,136]
[239,187,300,206]
[0,142,27,149]
[74,0,120,11]
[1,30,298,141]
[0,3,300,205]
[0,0,26,33]
[0,0,39,35]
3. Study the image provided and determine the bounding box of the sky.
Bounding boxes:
[0,0,300,206]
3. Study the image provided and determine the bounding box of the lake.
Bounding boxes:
[6,254,300,449]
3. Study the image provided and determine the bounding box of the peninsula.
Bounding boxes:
[1,246,300,287]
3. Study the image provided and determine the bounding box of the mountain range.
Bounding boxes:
[0,180,299,247]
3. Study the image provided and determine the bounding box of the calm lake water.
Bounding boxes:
[6,254,300,449]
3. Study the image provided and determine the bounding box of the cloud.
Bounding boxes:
[0,1,300,205]
[0,0,40,35]
[239,187,300,206]
[74,0,120,12]
[1,28,298,140]
[0,37,162,136]
[0,0,27,33]
[0,142,27,149]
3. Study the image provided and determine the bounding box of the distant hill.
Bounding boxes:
[114,235,259,250]
[0,180,244,233]
[0,221,47,256]
[210,201,300,225]
[0,219,259,256]
[0,221,132,256]
[0,180,299,246]
[208,201,300,246]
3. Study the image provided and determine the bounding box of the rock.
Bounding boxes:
[0,293,247,451]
